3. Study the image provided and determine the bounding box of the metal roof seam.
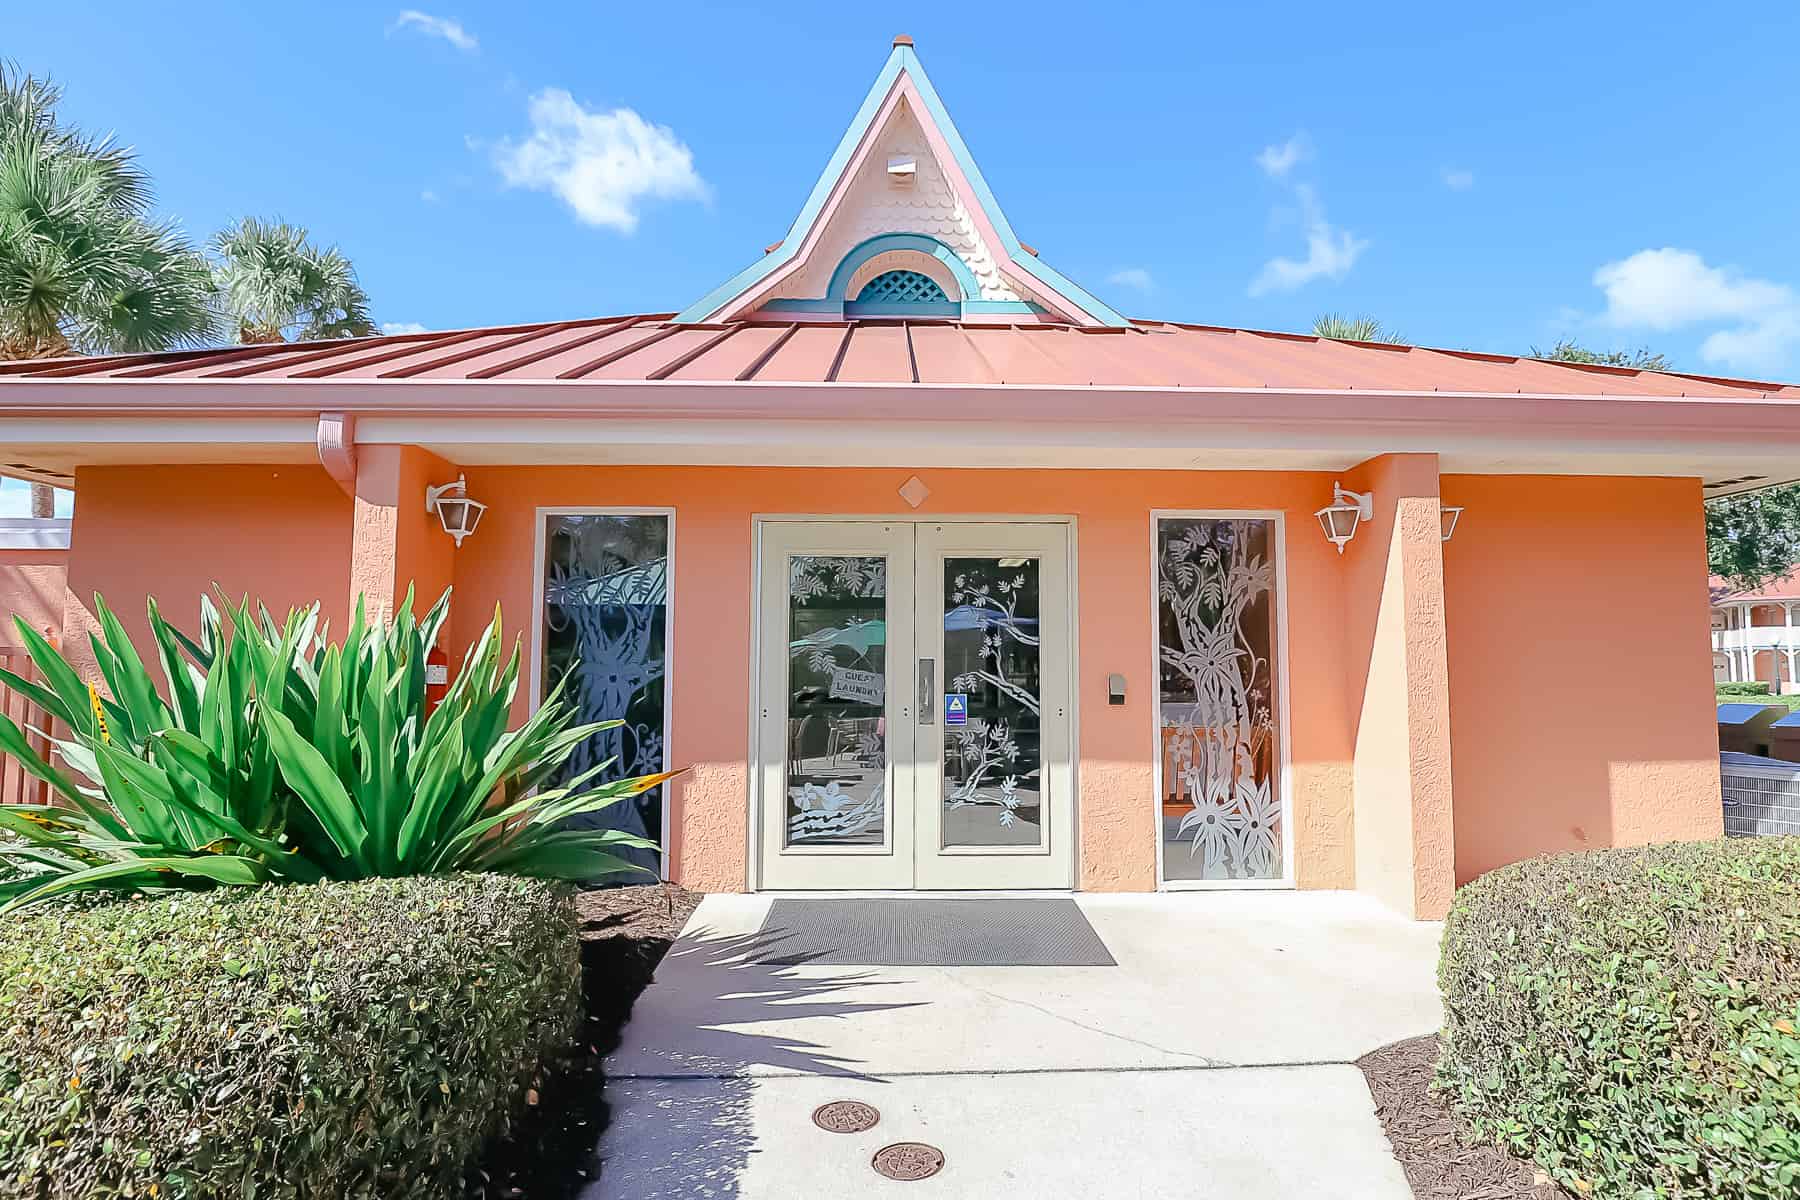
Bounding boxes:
[378,321,580,379]
[645,327,742,381]
[202,336,410,380]
[467,316,645,380]
[737,324,800,381]
[293,326,505,379]
[825,326,855,383]
[557,326,681,381]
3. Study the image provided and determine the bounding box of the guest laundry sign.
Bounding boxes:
[943,693,969,725]
[828,666,884,705]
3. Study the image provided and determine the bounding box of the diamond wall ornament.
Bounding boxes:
[898,476,930,508]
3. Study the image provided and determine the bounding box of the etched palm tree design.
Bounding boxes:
[1158,520,1279,879]
[541,515,669,867]
[546,562,665,782]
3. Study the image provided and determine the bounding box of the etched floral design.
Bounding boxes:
[1158,519,1281,880]
[789,779,885,843]
[791,556,886,603]
[1178,776,1248,875]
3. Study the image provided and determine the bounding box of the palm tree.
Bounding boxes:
[0,62,219,514]
[211,217,375,344]
[1312,313,1406,344]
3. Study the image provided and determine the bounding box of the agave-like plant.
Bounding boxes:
[0,588,672,910]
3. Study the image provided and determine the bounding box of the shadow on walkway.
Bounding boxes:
[590,925,924,1198]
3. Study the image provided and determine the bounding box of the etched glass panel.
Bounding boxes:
[785,556,888,846]
[942,557,1043,847]
[1156,519,1282,882]
[541,513,669,875]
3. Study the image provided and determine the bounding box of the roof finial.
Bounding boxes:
[892,34,914,47]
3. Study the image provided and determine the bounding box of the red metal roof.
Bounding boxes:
[1713,571,1800,604]
[3,314,1798,398]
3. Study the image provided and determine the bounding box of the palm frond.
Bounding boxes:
[211,216,377,344]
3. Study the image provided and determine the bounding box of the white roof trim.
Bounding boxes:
[0,517,71,550]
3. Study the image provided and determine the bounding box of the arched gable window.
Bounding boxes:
[857,270,950,306]
[844,267,958,317]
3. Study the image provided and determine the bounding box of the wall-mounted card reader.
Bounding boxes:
[1108,673,1127,706]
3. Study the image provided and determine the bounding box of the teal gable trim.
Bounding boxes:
[961,300,1044,315]
[758,299,845,315]
[825,234,981,301]
[674,43,1129,328]
[893,46,1128,328]
[673,51,908,323]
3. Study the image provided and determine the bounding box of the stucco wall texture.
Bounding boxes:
[47,462,1725,911]
[0,549,68,641]
[1440,474,1723,880]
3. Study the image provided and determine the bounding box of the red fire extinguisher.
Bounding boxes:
[425,641,450,713]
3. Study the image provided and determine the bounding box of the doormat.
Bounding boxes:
[754,898,1116,966]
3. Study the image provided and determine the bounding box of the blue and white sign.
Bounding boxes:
[943,693,969,726]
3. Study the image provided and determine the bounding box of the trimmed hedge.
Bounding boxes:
[1717,681,1775,697]
[0,874,581,1199]
[1437,838,1800,1199]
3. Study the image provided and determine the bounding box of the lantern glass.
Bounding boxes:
[426,478,487,547]
[1315,502,1361,552]
[1439,505,1463,543]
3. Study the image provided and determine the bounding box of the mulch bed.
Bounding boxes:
[467,882,702,1199]
[1356,1035,1571,1200]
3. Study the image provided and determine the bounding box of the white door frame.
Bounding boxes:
[1147,509,1296,891]
[749,514,1080,891]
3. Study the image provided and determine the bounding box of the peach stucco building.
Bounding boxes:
[1,39,1775,918]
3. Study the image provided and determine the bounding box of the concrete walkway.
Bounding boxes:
[593,891,1441,1199]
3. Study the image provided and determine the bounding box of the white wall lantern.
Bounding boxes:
[1440,504,1464,543]
[425,474,486,547]
[1315,481,1373,554]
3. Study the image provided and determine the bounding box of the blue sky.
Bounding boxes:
[6,2,1800,516]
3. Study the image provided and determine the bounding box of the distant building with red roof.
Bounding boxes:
[1712,570,1800,690]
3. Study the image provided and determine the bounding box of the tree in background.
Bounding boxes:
[0,65,383,512]
[0,62,219,516]
[211,217,375,344]
[1312,313,1406,344]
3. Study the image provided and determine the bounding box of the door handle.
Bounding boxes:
[918,658,935,724]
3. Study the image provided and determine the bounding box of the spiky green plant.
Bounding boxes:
[1311,313,1406,344]
[0,589,669,910]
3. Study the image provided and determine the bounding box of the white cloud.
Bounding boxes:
[1441,168,1474,190]
[1592,247,1800,372]
[381,321,429,335]
[392,11,478,52]
[1595,248,1791,330]
[1249,184,1368,297]
[490,88,706,234]
[1256,133,1310,179]
[1107,267,1154,292]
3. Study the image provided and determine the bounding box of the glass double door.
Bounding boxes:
[757,521,1073,889]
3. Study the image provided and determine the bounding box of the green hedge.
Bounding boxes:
[0,874,580,1199]
[1437,838,1800,1199]
[1717,681,1774,697]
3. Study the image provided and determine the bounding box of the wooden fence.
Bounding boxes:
[0,645,55,807]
